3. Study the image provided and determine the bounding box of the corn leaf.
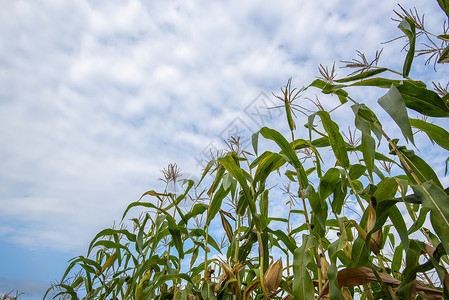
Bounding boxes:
[206,185,230,226]
[378,84,414,144]
[410,118,449,151]
[260,127,309,188]
[335,68,388,83]
[293,235,314,299]
[313,111,350,168]
[412,182,449,255]
[398,17,416,77]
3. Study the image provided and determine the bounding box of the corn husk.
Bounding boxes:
[264,259,283,293]
[367,196,382,254]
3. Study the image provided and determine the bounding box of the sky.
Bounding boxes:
[0,0,448,299]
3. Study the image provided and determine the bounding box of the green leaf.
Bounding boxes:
[332,180,347,215]
[335,68,388,83]
[308,188,328,235]
[122,200,170,221]
[398,17,416,77]
[253,152,285,186]
[189,229,221,252]
[438,44,449,63]
[349,79,449,117]
[88,229,136,256]
[436,0,449,19]
[206,185,230,226]
[328,263,344,300]
[351,103,379,176]
[407,207,430,234]
[252,131,259,155]
[308,79,349,104]
[349,164,367,180]
[394,145,443,189]
[313,111,350,168]
[396,81,449,117]
[218,154,258,228]
[319,168,340,200]
[437,44,449,63]
[165,216,184,259]
[91,240,129,252]
[219,210,234,242]
[392,243,404,275]
[410,118,449,151]
[411,182,449,255]
[145,274,193,296]
[350,235,370,267]
[284,79,296,131]
[178,203,208,227]
[389,205,409,252]
[378,84,414,144]
[351,77,406,88]
[373,177,399,202]
[293,235,314,299]
[260,127,309,188]
[397,240,421,299]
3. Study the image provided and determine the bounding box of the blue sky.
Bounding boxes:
[1,0,448,299]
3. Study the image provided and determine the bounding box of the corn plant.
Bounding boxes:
[46,2,449,299]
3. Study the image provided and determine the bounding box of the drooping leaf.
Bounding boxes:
[308,79,349,104]
[178,203,208,227]
[266,229,297,254]
[412,182,449,255]
[438,44,449,63]
[398,240,421,299]
[327,263,344,300]
[206,185,230,226]
[332,179,347,215]
[407,206,430,234]
[392,244,404,275]
[398,17,416,77]
[392,142,443,189]
[260,127,309,188]
[389,205,409,252]
[319,267,400,298]
[378,84,414,144]
[352,79,449,117]
[252,131,260,155]
[219,210,234,242]
[319,168,341,200]
[410,118,449,151]
[253,152,285,186]
[293,235,314,299]
[165,214,184,259]
[308,188,328,235]
[218,154,258,228]
[88,229,136,256]
[313,111,350,168]
[349,164,367,180]
[373,177,399,202]
[396,81,449,117]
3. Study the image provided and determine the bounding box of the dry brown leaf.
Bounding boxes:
[414,280,443,299]
[243,280,260,300]
[318,266,400,298]
[264,259,283,293]
[444,269,449,296]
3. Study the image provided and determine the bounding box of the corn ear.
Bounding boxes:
[264,259,283,293]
